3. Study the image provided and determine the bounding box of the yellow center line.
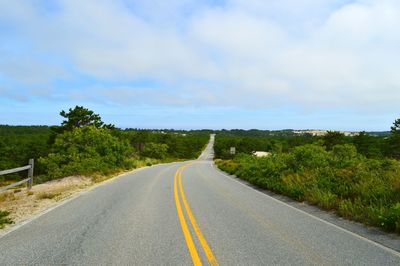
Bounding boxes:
[178,168,219,266]
[174,167,202,265]
[174,164,219,266]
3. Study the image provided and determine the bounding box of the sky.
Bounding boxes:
[0,0,399,130]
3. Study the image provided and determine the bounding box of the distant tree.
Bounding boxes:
[387,118,400,159]
[392,118,400,131]
[322,131,346,150]
[353,131,383,158]
[271,141,283,153]
[141,142,169,159]
[126,130,151,151]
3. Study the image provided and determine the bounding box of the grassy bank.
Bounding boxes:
[215,144,400,233]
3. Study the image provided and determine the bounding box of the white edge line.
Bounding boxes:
[210,162,400,257]
[0,162,178,239]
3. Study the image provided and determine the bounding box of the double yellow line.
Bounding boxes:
[174,164,219,266]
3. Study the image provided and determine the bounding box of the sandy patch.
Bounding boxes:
[0,176,93,232]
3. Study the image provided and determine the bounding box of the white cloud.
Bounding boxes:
[1,0,400,113]
[190,9,286,59]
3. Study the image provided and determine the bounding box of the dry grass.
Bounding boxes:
[35,191,61,200]
[0,191,16,202]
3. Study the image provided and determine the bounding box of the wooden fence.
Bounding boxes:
[0,159,34,193]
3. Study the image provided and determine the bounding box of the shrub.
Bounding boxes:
[141,142,169,159]
[287,144,330,171]
[39,126,134,179]
[330,144,360,168]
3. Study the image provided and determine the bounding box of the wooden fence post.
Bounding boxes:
[27,159,34,190]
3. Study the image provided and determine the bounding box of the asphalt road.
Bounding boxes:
[1,136,399,265]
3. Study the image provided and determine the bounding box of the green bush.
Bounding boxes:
[39,126,134,179]
[141,142,169,159]
[287,144,330,171]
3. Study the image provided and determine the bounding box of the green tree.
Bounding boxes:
[49,106,115,143]
[387,118,400,159]
[391,118,400,132]
[60,106,104,130]
[322,131,346,150]
[353,131,383,158]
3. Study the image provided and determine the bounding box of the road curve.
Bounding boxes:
[1,136,399,265]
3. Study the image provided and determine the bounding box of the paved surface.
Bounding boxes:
[1,136,399,265]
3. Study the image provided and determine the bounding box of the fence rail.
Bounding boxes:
[0,159,34,193]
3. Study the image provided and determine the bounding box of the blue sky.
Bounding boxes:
[0,0,399,130]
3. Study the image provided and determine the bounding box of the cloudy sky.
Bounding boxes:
[0,0,399,130]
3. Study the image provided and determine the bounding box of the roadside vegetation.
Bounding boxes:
[2,107,399,233]
[215,119,400,233]
[0,106,209,186]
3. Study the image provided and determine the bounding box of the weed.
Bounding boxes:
[379,203,400,233]
[0,210,13,228]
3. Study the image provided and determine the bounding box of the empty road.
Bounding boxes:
[1,136,399,265]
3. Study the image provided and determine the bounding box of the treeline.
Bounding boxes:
[215,119,400,233]
[0,125,51,179]
[119,129,210,159]
[214,127,399,160]
[0,106,209,185]
[214,135,315,158]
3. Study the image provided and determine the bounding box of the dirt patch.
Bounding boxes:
[0,176,93,233]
